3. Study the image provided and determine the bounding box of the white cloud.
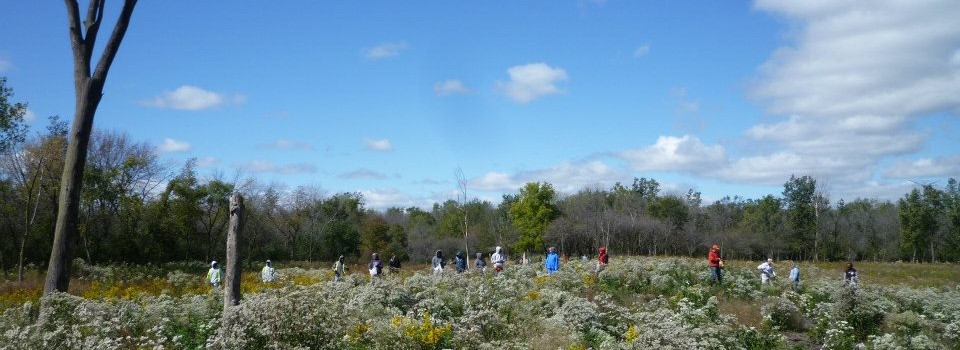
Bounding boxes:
[619,135,727,172]
[496,63,568,103]
[23,109,36,123]
[236,160,317,174]
[433,79,471,95]
[364,42,407,60]
[0,58,10,72]
[157,138,191,153]
[261,138,313,150]
[633,44,651,58]
[338,168,390,180]
[885,155,960,179]
[471,160,627,193]
[363,138,394,151]
[142,85,241,111]
[196,157,219,168]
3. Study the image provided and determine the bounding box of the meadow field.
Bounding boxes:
[1,257,959,349]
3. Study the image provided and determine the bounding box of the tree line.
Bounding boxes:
[3,79,960,284]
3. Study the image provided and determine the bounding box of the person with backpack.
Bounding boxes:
[261,259,276,283]
[789,262,800,290]
[708,244,723,283]
[454,251,467,273]
[432,250,446,275]
[334,255,346,282]
[492,246,506,273]
[597,246,609,273]
[474,252,487,272]
[207,261,221,288]
[757,258,776,284]
[545,247,560,275]
[369,253,383,283]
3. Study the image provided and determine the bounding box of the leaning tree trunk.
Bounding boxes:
[44,0,138,295]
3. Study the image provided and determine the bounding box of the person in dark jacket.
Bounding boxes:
[474,252,487,272]
[432,250,446,275]
[545,247,560,274]
[844,262,859,288]
[454,251,467,273]
[388,255,401,274]
[369,253,383,283]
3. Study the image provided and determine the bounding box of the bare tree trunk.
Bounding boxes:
[44,0,138,295]
[224,194,244,309]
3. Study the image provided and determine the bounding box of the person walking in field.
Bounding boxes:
[545,247,560,275]
[758,258,776,284]
[432,250,446,275]
[261,259,276,283]
[208,261,221,288]
[474,252,487,272]
[369,253,383,283]
[844,262,859,288]
[492,246,506,273]
[789,262,800,291]
[454,251,467,273]
[708,244,723,283]
[334,255,346,282]
[597,246,609,273]
[388,255,401,274]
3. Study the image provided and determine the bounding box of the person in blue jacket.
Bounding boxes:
[545,247,560,274]
[789,262,800,291]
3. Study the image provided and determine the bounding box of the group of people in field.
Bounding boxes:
[707,244,861,289]
[204,244,861,289]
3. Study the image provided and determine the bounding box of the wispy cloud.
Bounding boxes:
[434,79,471,96]
[23,109,36,123]
[236,160,317,174]
[260,138,313,150]
[363,138,394,151]
[338,168,391,180]
[471,160,626,193]
[157,138,191,153]
[496,62,568,103]
[633,44,650,58]
[363,42,407,60]
[885,155,960,179]
[141,85,244,111]
[0,58,10,72]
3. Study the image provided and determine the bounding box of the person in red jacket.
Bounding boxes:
[708,244,723,283]
[596,246,609,273]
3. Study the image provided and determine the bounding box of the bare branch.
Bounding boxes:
[92,0,138,82]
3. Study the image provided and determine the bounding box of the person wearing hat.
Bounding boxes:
[261,260,276,283]
[432,250,446,275]
[544,247,560,275]
[207,261,221,288]
[708,245,723,283]
[757,258,776,284]
[597,246,609,273]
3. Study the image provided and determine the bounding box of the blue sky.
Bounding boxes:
[2,0,959,208]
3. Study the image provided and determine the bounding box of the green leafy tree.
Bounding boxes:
[783,175,816,259]
[509,182,558,253]
[0,77,28,153]
[899,185,942,262]
[650,195,689,231]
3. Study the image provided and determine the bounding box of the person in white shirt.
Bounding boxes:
[207,261,221,288]
[261,260,276,283]
[491,246,506,273]
[757,258,776,284]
